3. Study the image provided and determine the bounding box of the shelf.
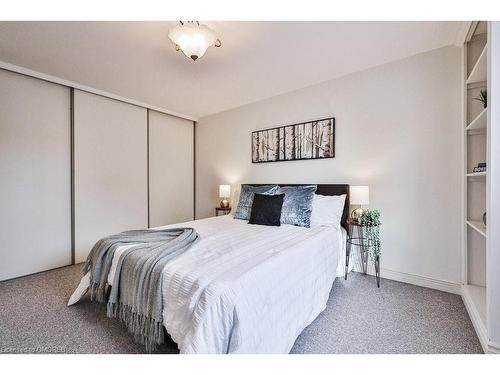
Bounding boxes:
[466,220,487,238]
[467,45,487,84]
[467,171,486,178]
[466,108,487,131]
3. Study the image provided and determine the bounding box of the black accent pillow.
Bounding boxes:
[248,193,285,226]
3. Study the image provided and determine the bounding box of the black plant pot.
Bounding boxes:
[375,256,380,288]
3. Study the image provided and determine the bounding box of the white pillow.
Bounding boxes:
[310,194,347,230]
[230,189,240,214]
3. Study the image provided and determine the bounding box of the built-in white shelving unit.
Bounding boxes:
[467,45,487,84]
[466,220,487,238]
[461,21,500,354]
[466,108,487,131]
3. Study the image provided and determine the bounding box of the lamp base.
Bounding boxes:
[220,199,229,208]
[350,207,364,221]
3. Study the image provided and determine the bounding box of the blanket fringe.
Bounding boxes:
[107,301,164,353]
[89,282,109,303]
[84,228,198,353]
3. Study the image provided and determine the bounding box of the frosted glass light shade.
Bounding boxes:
[168,22,218,61]
[219,184,231,198]
[350,186,369,205]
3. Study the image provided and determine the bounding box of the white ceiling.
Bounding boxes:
[0,21,463,119]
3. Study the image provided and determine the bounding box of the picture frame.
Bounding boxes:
[251,117,335,163]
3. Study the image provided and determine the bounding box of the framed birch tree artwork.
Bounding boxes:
[252,117,335,163]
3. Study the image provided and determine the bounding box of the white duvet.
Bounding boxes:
[70,215,349,354]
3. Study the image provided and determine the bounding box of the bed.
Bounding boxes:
[70,184,350,353]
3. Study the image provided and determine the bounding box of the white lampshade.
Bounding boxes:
[350,186,369,205]
[168,22,218,61]
[219,185,231,198]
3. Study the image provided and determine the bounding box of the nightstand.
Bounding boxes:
[215,207,231,216]
[345,218,381,287]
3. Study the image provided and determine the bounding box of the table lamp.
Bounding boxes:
[219,185,231,208]
[349,185,369,220]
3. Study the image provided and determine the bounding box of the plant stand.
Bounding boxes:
[345,219,381,288]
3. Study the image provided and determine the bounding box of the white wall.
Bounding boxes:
[195,46,462,285]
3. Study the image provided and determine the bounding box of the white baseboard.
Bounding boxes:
[487,341,500,354]
[461,285,488,353]
[351,264,462,295]
[380,268,462,295]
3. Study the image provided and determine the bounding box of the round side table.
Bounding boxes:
[215,207,231,216]
[345,218,381,287]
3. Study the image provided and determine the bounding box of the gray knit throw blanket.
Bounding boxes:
[83,228,199,352]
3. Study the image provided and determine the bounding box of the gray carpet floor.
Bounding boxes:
[0,264,482,354]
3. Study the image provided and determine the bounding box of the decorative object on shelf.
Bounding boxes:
[349,185,369,220]
[473,89,487,109]
[483,212,487,226]
[219,185,231,208]
[168,21,221,61]
[252,118,335,163]
[473,162,487,173]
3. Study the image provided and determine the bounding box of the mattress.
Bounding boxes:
[81,214,349,353]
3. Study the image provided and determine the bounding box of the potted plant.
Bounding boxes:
[474,89,487,109]
[358,209,382,287]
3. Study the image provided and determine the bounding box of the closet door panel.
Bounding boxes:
[74,90,148,263]
[149,110,194,227]
[0,70,71,281]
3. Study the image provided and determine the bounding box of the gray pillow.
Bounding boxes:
[277,185,317,227]
[233,185,279,220]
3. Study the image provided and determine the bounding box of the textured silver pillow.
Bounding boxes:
[233,185,279,220]
[277,185,317,227]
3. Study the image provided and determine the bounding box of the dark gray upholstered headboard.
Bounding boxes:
[243,184,350,230]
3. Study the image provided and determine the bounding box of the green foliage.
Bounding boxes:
[358,210,381,260]
[474,89,487,108]
[358,209,381,226]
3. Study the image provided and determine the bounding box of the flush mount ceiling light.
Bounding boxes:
[168,21,221,61]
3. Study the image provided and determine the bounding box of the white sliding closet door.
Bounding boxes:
[149,110,194,227]
[74,90,148,263]
[0,70,71,281]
